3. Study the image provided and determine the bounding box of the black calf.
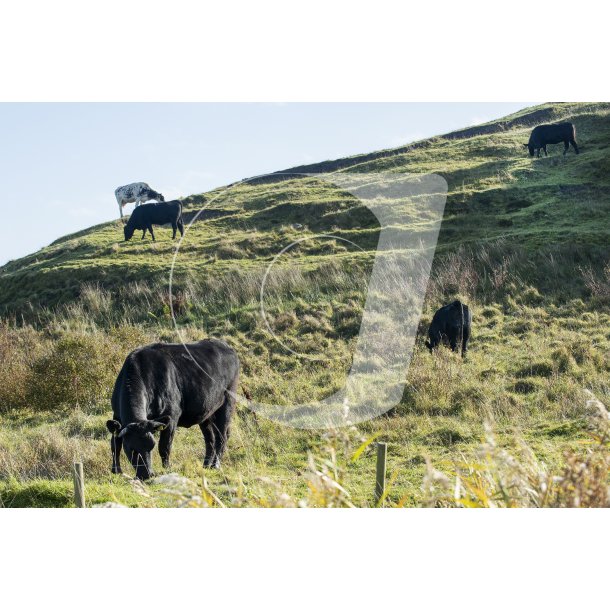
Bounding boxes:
[123,200,184,241]
[425,300,472,357]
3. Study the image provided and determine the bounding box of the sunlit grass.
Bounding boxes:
[0,102,608,507]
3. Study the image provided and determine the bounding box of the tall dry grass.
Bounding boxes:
[580,262,610,304]
[421,393,609,508]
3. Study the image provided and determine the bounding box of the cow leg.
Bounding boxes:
[461,333,469,358]
[563,140,569,155]
[543,145,548,157]
[178,219,184,237]
[200,422,217,468]
[158,426,175,469]
[571,138,579,154]
[536,148,541,158]
[214,382,237,467]
[449,337,459,353]
[172,222,177,239]
[141,227,147,239]
[110,434,123,474]
[149,225,155,241]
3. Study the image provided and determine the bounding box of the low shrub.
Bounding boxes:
[0,325,46,412]
[27,333,122,411]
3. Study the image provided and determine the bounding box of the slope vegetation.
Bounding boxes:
[0,102,608,507]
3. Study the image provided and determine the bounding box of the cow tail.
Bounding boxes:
[238,385,258,423]
[241,385,252,401]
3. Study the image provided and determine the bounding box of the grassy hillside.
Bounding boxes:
[0,102,608,507]
[2,102,609,313]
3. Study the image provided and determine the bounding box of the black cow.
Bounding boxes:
[425,300,472,357]
[123,200,184,241]
[106,339,240,480]
[524,122,579,158]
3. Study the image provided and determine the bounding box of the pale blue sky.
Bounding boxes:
[0,103,531,264]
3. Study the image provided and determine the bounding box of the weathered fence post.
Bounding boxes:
[375,442,387,506]
[73,462,85,508]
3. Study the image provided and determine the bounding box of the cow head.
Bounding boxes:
[145,189,164,202]
[524,143,535,157]
[106,417,170,480]
[124,224,135,241]
[424,329,440,353]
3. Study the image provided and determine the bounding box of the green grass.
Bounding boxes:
[1,102,609,313]
[0,102,609,507]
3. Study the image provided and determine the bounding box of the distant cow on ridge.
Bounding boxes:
[106,339,240,480]
[524,122,579,158]
[115,182,165,218]
[425,300,472,358]
[123,200,184,241]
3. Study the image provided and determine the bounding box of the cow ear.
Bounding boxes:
[106,420,122,435]
[147,416,171,433]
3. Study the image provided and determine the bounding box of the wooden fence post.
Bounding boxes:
[375,442,387,506]
[73,462,85,508]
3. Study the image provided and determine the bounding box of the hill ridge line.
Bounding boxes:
[234,103,610,186]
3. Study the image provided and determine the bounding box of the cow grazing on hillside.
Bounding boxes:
[524,122,579,158]
[123,200,184,241]
[115,182,165,218]
[106,339,240,480]
[425,300,472,358]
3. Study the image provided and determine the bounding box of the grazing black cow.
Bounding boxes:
[106,339,240,480]
[425,300,472,357]
[123,200,184,241]
[524,122,579,158]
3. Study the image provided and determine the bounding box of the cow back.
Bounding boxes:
[113,339,239,425]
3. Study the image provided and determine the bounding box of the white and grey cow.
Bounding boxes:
[115,182,165,218]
